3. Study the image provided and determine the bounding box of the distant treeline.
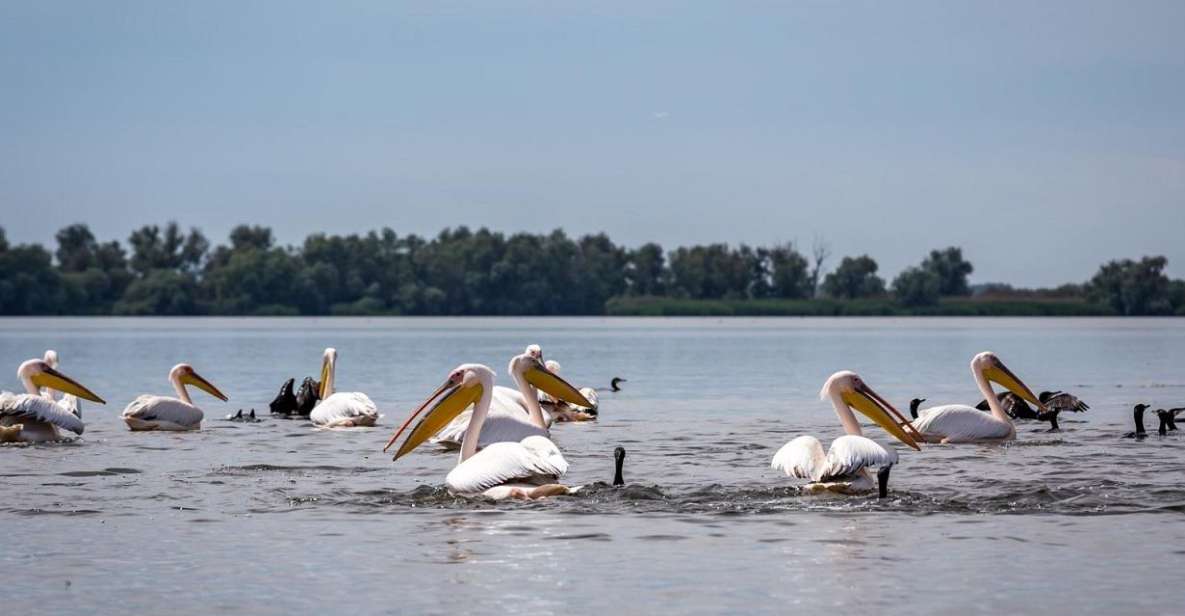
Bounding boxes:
[1,223,1182,316]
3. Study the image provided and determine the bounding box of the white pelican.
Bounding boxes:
[538,359,599,422]
[772,371,921,497]
[122,364,228,431]
[309,348,379,427]
[432,347,593,448]
[910,351,1046,443]
[384,361,593,500]
[0,358,106,443]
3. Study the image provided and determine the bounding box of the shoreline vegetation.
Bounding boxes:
[2,222,1183,317]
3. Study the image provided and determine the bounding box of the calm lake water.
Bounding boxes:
[3,317,1185,615]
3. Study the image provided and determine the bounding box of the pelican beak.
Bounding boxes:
[318,354,332,399]
[842,384,922,451]
[983,358,1046,412]
[30,367,106,405]
[386,378,483,460]
[524,361,593,408]
[181,370,228,401]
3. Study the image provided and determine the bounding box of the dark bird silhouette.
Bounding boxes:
[909,398,925,420]
[295,377,321,416]
[226,409,262,423]
[607,377,627,392]
[1124,404,1152,439]
[268,378,297,415]
[613,446,626,486]
[972,390,1089,432]
[877,465,892,499]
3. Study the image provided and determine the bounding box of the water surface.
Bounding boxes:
[3,317,1184,614]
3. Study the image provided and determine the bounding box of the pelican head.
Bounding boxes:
[821,371,921,451]
[509,351,593,409]
[384,363,493,459]
[545,359,562,373]
[43,349,59,369]
[526,344,543,360]
[17,359,106,404]
[971,352,1045,412]
[170,364,228,401]
[319,347,338,399]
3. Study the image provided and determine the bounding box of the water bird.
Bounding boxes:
[772,371,921,496]
[225,409,261,423]
[614,446,626,486]
[0,358,106,442]
[1155,410,1173,436]
[973,390,1089,431]
[384,361,592,500]
[909,398,925,419]
[309,348,378,428]
[38,350,83,421]
[910,352,1047,443]
[268,378,297,415]
[538,359,599,422]
[122,364,228,430]
[295,377,320,415]
[432,347,594,448]
[1158,407,1185,431]
[1123,404,1151,439]
[599,377,627,393]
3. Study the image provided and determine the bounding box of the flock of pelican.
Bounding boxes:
[0,346,1114,501]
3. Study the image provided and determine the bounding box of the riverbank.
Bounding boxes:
[604,296,1118,316]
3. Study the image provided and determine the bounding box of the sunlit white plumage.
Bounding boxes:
[909,351,1046,443]
[771,371,920,496]
[122,363,227,431]
[309,348,379,428]
[431,346,553,448]
[0,391,85,440]
[445,434,569,495]
[773,434,898,486]
[0,357,106,443]
[387,357,593,500]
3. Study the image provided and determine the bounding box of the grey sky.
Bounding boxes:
[2,1,1182,286]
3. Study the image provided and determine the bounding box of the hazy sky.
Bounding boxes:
[2,1,1182,286]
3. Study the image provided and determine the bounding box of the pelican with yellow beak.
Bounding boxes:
[909,351,1047,443]
[431,347,594,448]
[384,361,593,500]
[309,348,379,428]
[772,371,921,497]
[0,358,106,443]
[121,364,228,431]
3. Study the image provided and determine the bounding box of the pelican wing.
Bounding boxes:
[911,404,1013,441]
[310,392,378,426]
[820,435,897,480]
[122,395,204,428]
[0,392,85,435]
[445,435,568,494]
[772,435,827,480]
[772,435,895,482]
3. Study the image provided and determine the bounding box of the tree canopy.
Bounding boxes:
[0,223,1181,315]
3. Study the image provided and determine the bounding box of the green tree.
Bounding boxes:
[1087,256,1173,315]
[765,244,812,299]
[921,247,974,296]
[0,227,67,315]
[128,222,208,275]
[113,269,200,315]
[892,266,941,307]
[625,243,666,296]
[822,255,886,299]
